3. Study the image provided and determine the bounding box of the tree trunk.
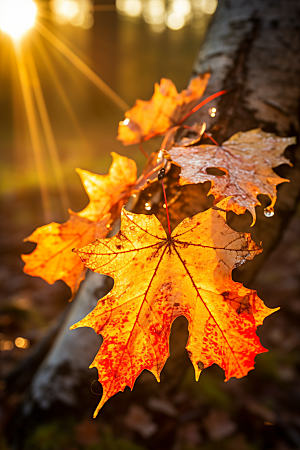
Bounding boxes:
[7,0,300,446]
[191,0,300,285]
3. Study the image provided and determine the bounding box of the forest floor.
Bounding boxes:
[0,188,300,450]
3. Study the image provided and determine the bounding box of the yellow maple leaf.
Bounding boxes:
[117,74,210,145]
[22,153,137,298]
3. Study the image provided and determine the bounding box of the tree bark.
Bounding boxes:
[191,0,300,285]
[7,0,300,445]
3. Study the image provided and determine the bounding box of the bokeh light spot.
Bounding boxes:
[116,0,142,17]
[0,340,14,351]
[166,11,185,30]
[201,0,218,15]
[15,337,30,349]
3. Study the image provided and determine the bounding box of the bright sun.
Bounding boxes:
[0,0,37,39]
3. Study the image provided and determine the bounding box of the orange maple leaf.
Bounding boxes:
[169,129,295,224]
[77,152,137,222]
[22,212,110,299]
[22,152,137,298]
[71,198,276,416]
[117,74,210,146]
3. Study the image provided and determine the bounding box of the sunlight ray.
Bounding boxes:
[26,43,70,215]
[36,9,53,20]
[35,21,130,112]
[34,34,92,151]
[14,42,51,223]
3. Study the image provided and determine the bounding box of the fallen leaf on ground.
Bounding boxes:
[147,397,178,417]
[169,129,295,224]
[177,422,202,447]
[204,410,237,441]
[124,404,158,438]
[71,198,276,415]
[245,399,276,423]
[22,152,137,298]
[117,74,210,145]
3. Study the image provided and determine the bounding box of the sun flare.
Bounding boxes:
[0,0,37,39]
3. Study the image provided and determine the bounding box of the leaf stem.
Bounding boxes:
[160,176,171,238]
[178,89,227,125]
[143,90,227,143]
[139,142,149,159]
[203,132,220,146]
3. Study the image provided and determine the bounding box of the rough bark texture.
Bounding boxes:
[191,0,300,285]
[8,0,300,443]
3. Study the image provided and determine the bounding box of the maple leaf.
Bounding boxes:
[76,152,137,222]
[117,74,210,146]
[22,212,110,299]
[169,129,296,224]
[22,152,137,298]
[71,198,276,416]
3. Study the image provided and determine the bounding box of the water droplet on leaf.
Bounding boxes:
[264,207,274,217]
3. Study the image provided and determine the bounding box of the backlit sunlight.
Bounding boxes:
[0,0,37,39]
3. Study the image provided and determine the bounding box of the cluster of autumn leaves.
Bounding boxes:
[22,74,296,416]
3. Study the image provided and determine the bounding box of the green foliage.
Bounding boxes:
[0,303,45,330]
[182,366,232,410]
[24,421,146,450]
[24,421,74,450]
[87,431,146,450]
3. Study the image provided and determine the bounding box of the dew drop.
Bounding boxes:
[157,150,164,163]
[145,202,152,211]
[264,207,274,217]
[208,107,217,117]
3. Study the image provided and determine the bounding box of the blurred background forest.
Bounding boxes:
[1,1,300,449]
[0,0,212,380]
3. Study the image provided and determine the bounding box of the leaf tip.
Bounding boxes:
[250,213,257,227]
[195,370,202,382]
